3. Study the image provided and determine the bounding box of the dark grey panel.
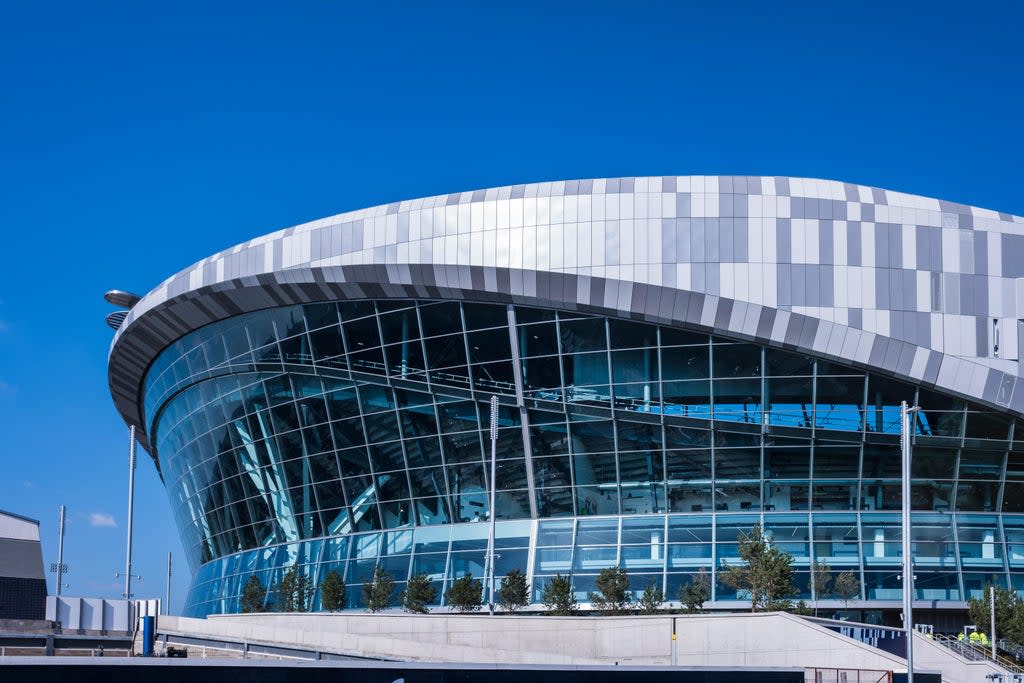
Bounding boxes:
[0,538,44,580]
[1002,234,1024,277]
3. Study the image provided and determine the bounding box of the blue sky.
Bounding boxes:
[0,2,1021,614]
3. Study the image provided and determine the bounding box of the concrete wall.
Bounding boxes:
[46,597,131,632]
[164,613,602,665]
[911,632,1009,683]
[155,611,1022,683]
[166,612,891,668]
[206,612,671,664]
[670,612,908,672]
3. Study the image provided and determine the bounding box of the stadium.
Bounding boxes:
[106,176,1024,627]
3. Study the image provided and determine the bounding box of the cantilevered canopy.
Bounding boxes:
[106,176,1024,454]
[104,290,141,308]
[105,310,128,330]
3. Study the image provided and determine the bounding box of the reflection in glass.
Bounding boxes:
[140,299,1023,617]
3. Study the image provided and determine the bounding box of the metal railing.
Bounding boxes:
[931,634,1024,674]
[805,668,891,683]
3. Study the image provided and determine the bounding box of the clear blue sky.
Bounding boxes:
[0,2,1021,614]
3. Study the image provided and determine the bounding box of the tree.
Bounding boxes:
[497,569,530,612]
[275,564,312,612]
[589,566,631,615]
[319,570,347,611]
[791,599,815,616]
[542,574,577,615]
[832,571,861,611]
[811,559,833,617]
[240,575,267,613]
[719,524,797,612]
[678,568,711,613]
[445,572,484,612]
[968,581,1024,645]
[401,572,437,614]
[637,579,664,614]
[362,565,395,612]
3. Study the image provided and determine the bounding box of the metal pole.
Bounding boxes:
[56,506,66,597]
[671,617,678,666]
[486,395,499,614]
[901,401,915,683]
[125,425,137,600]
[991,585,997,661]
[166,552,172,615]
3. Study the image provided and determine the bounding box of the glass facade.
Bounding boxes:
[141,299,1024,617]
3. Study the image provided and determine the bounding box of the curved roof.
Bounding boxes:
[108,176,1024,452]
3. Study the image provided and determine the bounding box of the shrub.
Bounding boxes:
[240,575,267,614]
[498,569,530,612]
[637,579,664,614]
[275,564,311,612]
[445,572,484,612]
[542,573,577,615]
[678,568,710,613]
[319,570,347,611]
[362,565,395,612]
[719,524,796,612]
[588,566,631,615]
[832,570,861,610]
[402,572,437,613]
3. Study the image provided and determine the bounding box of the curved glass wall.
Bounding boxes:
[140,299,1024,617]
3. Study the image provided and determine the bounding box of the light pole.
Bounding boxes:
[56,505,66,596]
[901,400,921,683]
[486,395,499,614]
[991,584,997,661]
[166,552,173,615]
[124,425,137,599]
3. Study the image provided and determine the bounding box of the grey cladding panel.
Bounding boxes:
[108,176,1024,451]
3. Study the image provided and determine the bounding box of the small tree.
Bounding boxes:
[275,564,311,612]
[719,524,797,612]
[401,572,437,614]
[362,565,395,612]
[832,570,861,611]
[240,574,267,613]
[445,572,484,612]
[542,573,577,615]
[589,566,631,615]
[320,570,347,611]
[811,559,833,617]
[498,569,530,612]
[678,568,711,613]
[968,581,1024,645]
[637,579,664,614]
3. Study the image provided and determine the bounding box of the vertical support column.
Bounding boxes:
[506,305,538,518]
[901,400,915,683]
[643,345,652,411]
[400,311,409,378]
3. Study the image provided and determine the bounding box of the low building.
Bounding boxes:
[0,510,47,620]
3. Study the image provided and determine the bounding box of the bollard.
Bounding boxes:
[141,615,155,656]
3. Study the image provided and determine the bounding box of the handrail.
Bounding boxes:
[931,634,1024,674]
